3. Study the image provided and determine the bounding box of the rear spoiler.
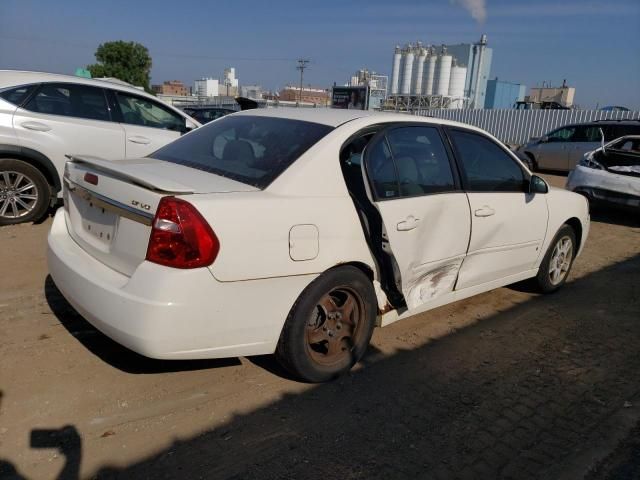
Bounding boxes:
[66,155,195,194]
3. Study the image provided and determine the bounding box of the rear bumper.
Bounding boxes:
[47,209,316,359]
[567,166,640,209]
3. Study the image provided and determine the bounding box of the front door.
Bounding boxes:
[363,125,471,311]
[110,90,185,158]
[447,128,548,290]
[535,126,574,171]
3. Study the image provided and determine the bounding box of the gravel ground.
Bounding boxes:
[0,174,639,480]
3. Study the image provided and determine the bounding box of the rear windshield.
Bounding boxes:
[151,115,333,189]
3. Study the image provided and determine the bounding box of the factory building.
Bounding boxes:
[485,78,526,109]
[389,35,492,110]
[193,78,220,97]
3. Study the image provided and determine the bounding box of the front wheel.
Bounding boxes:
[535,225,577,293]
[0,159,51,226]
[276,266,377,383]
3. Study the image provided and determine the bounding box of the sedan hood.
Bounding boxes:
[69,155,259,194]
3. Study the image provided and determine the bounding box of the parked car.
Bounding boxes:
[181,106,236,124]
[517,120,640,172]
[48,109,590,382]
[566,135,640,210]
[0,70,200,225]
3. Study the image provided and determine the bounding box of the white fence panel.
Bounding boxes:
[420,109,640,145]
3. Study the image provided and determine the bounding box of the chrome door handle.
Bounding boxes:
[21,121,51,132]
[128,136,151,145]
[474,206,495,217]
[397,216,419,231]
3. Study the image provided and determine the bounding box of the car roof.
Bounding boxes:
[232,107,483,131]
[0,70,151,98]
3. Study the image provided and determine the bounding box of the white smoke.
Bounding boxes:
[450,0,487,23]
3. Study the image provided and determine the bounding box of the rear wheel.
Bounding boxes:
[535,225,576,293]
[0,159,50,226]
[276,266,377,382]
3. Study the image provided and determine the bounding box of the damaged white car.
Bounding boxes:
[566,135,640,211]
[48,109,590,382]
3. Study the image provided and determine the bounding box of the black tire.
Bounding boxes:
[535,224,577,293]
[0,159,50,226]
[276,266,377,383]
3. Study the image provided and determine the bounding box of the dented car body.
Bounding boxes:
[567,135,640,210]
[48,108,590,376]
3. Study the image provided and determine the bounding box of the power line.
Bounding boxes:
[0,35,297,63]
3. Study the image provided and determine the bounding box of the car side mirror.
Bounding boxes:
[529,175,548,194]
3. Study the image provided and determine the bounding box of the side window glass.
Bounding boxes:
[450,130,525,192]
[25,83,109,121]
[115,93,184,131]
[366,137,399,199]
[386,126,455,196]
[0,85,35,106]
[547,127,575,143]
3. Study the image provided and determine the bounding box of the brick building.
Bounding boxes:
[152,80,189,96]
[279,86,329,105]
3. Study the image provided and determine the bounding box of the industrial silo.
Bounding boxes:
[434,46,452,96]
[448,60,467,98]
[412,46,427,95]
[390,45,402,95]
[423,47,437,95]
[400,44,414,95]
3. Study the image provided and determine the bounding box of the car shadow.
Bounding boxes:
[589,205,640,228]
[44,276,241,374]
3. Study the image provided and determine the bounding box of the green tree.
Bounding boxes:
[87,41,152,92]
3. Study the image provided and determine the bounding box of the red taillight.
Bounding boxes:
[146,197,219,269]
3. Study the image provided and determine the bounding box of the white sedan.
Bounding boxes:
[48,109,590,382]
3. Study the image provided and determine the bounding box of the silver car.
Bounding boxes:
[518,121,640,172]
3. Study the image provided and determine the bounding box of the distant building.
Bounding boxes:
[484,78,526,109]
[279,86,329,105]
[221,68,239,96]
[194,78,219,97]
[240,84,263,99]
[389,35,492,109]
[347,69,389,110]
[527,81,575,108]
[349,69,388,93]
[152,80,189,96]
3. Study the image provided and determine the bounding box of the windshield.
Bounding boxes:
[152,115,332,189]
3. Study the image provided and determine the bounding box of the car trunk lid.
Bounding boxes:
[63,156,257,276]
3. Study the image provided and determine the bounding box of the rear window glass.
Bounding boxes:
[0,85,36,106]
[152,116,332,189]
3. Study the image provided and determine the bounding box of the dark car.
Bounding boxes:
[181,107,235,124]
[517,120,640,172]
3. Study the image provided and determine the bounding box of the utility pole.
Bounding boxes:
[296,59,310,106]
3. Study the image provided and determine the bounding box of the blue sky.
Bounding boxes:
[1,0,639,108]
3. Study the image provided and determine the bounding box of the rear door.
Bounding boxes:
[568,125,601,168]
[109,90,187,157]
[12,82,125,182]
[447,128,548,290]
[362,125,471,311]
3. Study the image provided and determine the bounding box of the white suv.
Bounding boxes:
[0,70,200,225]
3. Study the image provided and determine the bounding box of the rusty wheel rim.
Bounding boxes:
[305,287,364,367]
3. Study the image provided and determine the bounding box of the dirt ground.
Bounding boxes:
[1,174,639,480]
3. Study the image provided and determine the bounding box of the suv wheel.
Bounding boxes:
[0,159,51,226]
